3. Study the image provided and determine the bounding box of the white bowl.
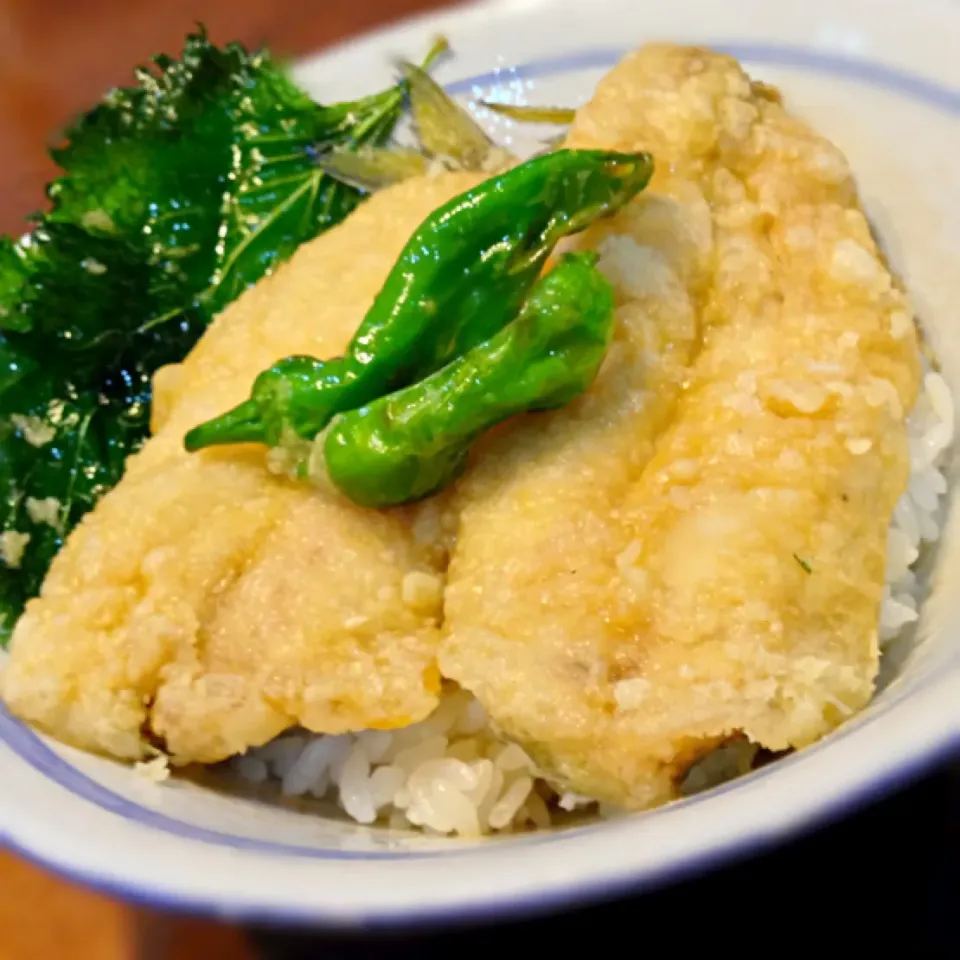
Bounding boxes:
[1,0,959,928]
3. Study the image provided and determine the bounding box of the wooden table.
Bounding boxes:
[0,850,257,959]
[0,3,455,956]
[0,0,455,234]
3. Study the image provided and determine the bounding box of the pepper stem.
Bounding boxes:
[421,35,449,71]
[183,399,266,451]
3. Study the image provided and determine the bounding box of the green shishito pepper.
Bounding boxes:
[183,149,653,451]
[321,251,615,508]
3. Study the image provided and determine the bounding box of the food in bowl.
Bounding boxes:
[0,39,951,837]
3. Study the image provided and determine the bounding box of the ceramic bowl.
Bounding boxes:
[1,0,958,928]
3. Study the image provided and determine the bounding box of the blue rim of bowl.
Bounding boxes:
[2,730,956,929]
[1,39,959,924]
[444,40,960,114]
[0,659,944,862]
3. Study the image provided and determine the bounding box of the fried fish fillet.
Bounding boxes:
[439,45,922,808]
[1,172,482,764]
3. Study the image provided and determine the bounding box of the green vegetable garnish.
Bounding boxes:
[315,53,542,198]
[314,60,525,196]
[184,149,654,452]
[0,30,441,640]
[321,251,615,508]
[315,145,433,192]
[480,102,577,124]
[398,56,501,168]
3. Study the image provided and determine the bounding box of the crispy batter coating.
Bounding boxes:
[1,173,480,764]
[438,45,922,808]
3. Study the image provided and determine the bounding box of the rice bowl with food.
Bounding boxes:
[224,266,954,838]
[0,0,958,925]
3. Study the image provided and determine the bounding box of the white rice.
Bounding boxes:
[879,371,954,644]
[234,688,555,837]
[232,370,955,836]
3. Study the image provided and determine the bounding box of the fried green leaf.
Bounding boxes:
[399,58,501,168]
[316,145,432,192]
[0,29,426,640]
[479,102,576,124]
